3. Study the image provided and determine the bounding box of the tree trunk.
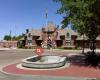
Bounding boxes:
[82,34,85,54]
[90,39,96,54]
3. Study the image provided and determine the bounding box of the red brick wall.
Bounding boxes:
[96,40,100,48]
[71,35,76,46]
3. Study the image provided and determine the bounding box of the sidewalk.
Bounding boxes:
[0,48,100,53]
[0,48,11,50]
[14,48,100,54]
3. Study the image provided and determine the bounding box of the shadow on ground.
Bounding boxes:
[68,53,100,67]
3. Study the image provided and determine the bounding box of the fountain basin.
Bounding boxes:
[22,55,67,69]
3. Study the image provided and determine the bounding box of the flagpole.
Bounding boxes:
[10,30,12,41]
[45,7,48,27]
[45,8,48,48]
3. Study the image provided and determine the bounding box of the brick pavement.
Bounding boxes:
[2,63,100,78]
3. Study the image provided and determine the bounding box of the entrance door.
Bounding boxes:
[56,40,63,47]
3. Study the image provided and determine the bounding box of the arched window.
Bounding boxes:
[66,33,70,38]
[27,33,32,46]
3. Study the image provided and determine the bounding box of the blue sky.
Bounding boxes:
[0,0,63,40]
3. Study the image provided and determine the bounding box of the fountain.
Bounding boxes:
[22,55,67,69]
[21,45,69,69]
[21,26,69,69]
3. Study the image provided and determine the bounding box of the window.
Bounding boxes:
[66,40,70,46]
[27,33,32,40]
[27,40,32,46]
[66,33,70,46]
[27,33,32,46]
[66,42,70,46]
[66,33,70,39]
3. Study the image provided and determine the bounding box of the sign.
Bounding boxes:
[35,47,44,56]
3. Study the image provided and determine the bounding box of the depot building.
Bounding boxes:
[22,22,100,49]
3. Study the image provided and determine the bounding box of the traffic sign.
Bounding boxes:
[35,47,44,56]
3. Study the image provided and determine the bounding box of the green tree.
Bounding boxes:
[12,33,25,41]
[3,35,11,41]
[17,33,25,40]
[54,0,100,67]
[4,33,25,41]
[54,0,100,52]
[12,36,17,41]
